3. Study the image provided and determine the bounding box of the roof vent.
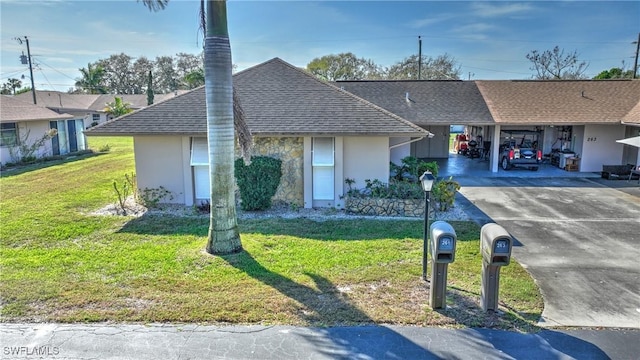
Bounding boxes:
[406,92,410,102]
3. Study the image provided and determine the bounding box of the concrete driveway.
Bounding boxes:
[458,177,640,328]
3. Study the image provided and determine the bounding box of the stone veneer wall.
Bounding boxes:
[248,137,304,206]
[345,197,424,217]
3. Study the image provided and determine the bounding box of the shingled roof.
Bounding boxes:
[15,91,184,112]
[476,80,640,125]
[86,58,430,137]
[1,95,72,122]
[337,80,494,126]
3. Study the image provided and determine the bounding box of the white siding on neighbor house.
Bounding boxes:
[0,120,56,165]
[343,136,390,194]
[580,124,626,172]
[133,136,188,205]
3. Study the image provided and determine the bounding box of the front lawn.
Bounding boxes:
[0,137,542,331]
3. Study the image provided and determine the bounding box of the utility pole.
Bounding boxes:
[418,35,422,80]
[16,36,36,104]
[633,32,639,79]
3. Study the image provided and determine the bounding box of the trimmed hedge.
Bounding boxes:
[235,156,282,211]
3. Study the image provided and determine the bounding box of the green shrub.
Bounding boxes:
[432,177,460,211]
[345,179,423,199]
[235,156,282,211]
[138,186,173,208]
[390,156,439,181]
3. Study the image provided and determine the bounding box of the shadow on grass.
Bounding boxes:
[445,285,541,332]
[221,250,436,358]
[0,151,106,178]
[118,213,480,242]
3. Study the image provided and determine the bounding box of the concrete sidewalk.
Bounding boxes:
[2,323,639,360]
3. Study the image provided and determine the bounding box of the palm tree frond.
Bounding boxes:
[138,0,169,12]
[233,87,252,163]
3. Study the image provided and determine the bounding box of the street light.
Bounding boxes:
[420,170,435,281]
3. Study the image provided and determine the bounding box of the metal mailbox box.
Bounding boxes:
[430,221,457,263]
[481,223,512,266]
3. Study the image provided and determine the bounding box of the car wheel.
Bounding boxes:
[501,157,510,170]
[531,166,539,171]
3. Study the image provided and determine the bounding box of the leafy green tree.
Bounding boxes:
[142,0,247,254]
[526,46,589,80]
[75,63,107,94]
[184,68,205,89]
[386,54,461,80]
[15,87,32,95]
[104,97,133,118]
[1,78,22,95]
[147,70,154,105]
[132,56,154,94]
[593,67,634,79]
[306,53,386,81]
[7,78,22,94]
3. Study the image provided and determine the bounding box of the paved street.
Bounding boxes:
[458,176,640,328]
[1,323,639,360]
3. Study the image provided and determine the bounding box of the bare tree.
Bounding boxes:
[306,53,386,81]
[526,46,589,80]
[386,54,461,80]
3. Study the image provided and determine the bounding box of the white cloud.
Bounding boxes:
[471,2,534,17]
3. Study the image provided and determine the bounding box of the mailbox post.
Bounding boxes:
[429,221,457,309]
[480,223,513,312]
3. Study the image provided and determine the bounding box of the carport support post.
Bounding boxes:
[481,263,501,311]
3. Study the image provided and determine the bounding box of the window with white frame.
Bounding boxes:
[0,123,17,147]
[312,137,334,200]
[190,137,210,199]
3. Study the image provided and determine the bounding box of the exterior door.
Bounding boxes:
[67,120,78,153]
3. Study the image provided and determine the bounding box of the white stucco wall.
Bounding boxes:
[389,137,411,165]
[343,136,390,193]
[0,120,57,165]
[580,124,626,172]
[133,135,190,205]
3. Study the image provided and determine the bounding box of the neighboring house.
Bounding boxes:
[0,95,76,165]
[474,80,640,172]
[337,80,494,163]
[340,79,640,173]
[85,58,431,208]
[15,91,185,129]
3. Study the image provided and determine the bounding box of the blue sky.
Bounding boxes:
[1,1,638,92]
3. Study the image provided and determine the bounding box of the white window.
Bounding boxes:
[0,123,17,147]
[312,137,334,200]
[190,137,209,166]
[190,138,210,199]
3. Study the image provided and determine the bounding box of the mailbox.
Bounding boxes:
[480,223,514,311]
[430,221,457,263]
[428,221,457,309]
[481,223,512,266]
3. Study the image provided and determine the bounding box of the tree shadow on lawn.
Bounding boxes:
[0,151,106,178]
[118,214,480,243]
[222,250,437,358]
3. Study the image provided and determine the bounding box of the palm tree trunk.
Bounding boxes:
[204,0,242,254]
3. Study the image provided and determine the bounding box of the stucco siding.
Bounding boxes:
[390,137,411,165]
[581,124,625,172]
[1,120,55,165]
[133,136,186,204]
[343,136,390,191]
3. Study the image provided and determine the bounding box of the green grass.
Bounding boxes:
[0,137,542,331]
